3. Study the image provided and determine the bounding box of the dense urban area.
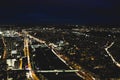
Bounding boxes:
[0,25,120,80]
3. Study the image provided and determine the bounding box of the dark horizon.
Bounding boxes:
[0,0,120,24]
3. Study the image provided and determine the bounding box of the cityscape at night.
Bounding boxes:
[0,0,120,80]
[0,25,120,80]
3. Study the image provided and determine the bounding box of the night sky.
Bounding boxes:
[0,0,120,24]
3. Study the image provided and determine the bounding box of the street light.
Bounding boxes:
[0,31,2,34]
